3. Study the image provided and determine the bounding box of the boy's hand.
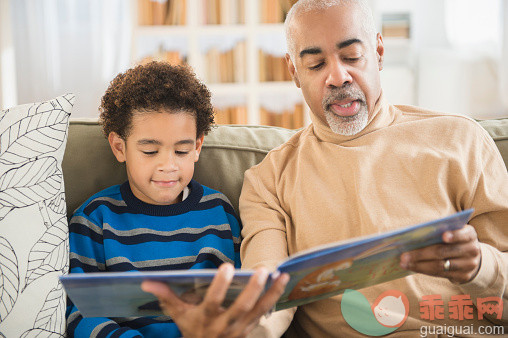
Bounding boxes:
[141,263,289,338]
[400,224,482,284]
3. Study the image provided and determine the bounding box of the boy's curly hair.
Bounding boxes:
[99,61,214,139]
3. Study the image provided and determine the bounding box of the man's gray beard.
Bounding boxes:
[324,106,369,136]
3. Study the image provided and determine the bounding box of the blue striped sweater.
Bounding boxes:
[66,180,241,337]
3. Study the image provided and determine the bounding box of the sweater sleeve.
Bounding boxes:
[239,165,295,337]
[66,210,144,338]
[458,128,508,325]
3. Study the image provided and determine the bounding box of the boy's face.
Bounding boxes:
[108,111,204,205]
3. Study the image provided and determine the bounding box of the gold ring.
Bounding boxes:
[443,259,451,272]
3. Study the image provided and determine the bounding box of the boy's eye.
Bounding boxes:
[142,151,157,155]
[175,151,189,155]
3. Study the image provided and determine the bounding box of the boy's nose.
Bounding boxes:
[158,156,178,172]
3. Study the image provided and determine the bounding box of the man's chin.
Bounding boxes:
[325,111,368,136]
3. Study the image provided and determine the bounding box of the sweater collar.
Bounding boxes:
[310,92,394,144]
[120,179,203,216]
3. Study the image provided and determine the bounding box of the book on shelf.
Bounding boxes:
[382,12,411,39]
[137,0,186,26]
[260,103,304,129]
[259,50,291,82]
[260,0,297,24]
[138,45,186,66]
[60,209,473,318]
[206,41,246,84]
[201,0,244,25]
[214,106,248,125]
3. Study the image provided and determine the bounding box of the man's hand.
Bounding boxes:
[141,263,289,338]
[400,224,482,284]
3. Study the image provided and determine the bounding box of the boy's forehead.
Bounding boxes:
[128,111,198,140]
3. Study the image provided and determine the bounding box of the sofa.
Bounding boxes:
[0,92,507,336]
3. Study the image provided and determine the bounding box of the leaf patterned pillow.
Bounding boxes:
[0,94,74,337]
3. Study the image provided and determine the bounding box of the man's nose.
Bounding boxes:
[325,59,352,88]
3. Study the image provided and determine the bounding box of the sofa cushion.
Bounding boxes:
[478,118,508,170]
[63,122,297,218]
[63,117,508,220]
[0,94,74,337]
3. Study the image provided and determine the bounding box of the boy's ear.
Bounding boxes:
[194,134,205,162]
[108,132,127,163]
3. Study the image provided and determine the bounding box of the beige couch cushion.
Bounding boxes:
[62,121,297,218]
[63,118,508,219]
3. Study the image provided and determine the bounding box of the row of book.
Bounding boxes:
[214,106,248,125]
[137,46,292,83]
[214,104,304,129]
[205,41,246,83]
[260,103,304,129]
[260,0,297,24]
[138,46,186,66]
[138,0,299,26]
[201,0,245,25]
[138,0,186,26]
[382,13,411,39]
[259,50,291,82]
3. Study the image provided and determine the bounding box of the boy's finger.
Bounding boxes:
[141,280,185,317]
[201,263,235,316]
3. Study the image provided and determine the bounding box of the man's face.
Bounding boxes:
[109,111,203,205]
[286,4,384,135]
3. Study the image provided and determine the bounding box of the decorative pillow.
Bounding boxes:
[0,94,74,337]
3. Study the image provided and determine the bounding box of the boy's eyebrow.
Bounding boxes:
[299,38,364,58]
[175,139,195,146]
[137,139,196,146]
[137,139,161,145]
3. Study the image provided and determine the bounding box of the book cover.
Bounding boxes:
[61,209,473,317]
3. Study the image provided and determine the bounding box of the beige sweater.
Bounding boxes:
[240,95,508,337]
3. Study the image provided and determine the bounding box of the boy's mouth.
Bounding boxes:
[152,179,178,187]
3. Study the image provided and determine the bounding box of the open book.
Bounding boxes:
[61,209,473,317]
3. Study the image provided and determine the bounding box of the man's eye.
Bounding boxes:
[142,151,157,155]
[344,57,361,62]
[309,62,324,70]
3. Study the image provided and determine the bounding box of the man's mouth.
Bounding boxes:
[329,100,361,117]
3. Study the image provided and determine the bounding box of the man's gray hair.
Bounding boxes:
[284,0,377,62]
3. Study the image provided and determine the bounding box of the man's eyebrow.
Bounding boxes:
[299,39,363,58]
[299,47,322,58]
[137,139,161,145]
[337,38,363,49]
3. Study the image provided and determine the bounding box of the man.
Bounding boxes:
[239,0,508,336]
[142,0,507,336]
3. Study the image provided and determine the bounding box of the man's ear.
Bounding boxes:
[108,132,127,163]
[376,33,385,71]
[194,134,205,162]
[286,53,301,88]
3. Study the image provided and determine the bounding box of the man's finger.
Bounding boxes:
[225,267,270,320]
[443,224,478,244]
[141,280,186,317]
[201,263,235,316]
[236,272,290,327]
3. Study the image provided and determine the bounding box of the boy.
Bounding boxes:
[66,62,241,337]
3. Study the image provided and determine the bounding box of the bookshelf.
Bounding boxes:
[131,0,307,128]
[131,0,417,127]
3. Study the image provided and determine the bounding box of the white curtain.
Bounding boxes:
[11,0,131,118]
[443,0,506,118]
